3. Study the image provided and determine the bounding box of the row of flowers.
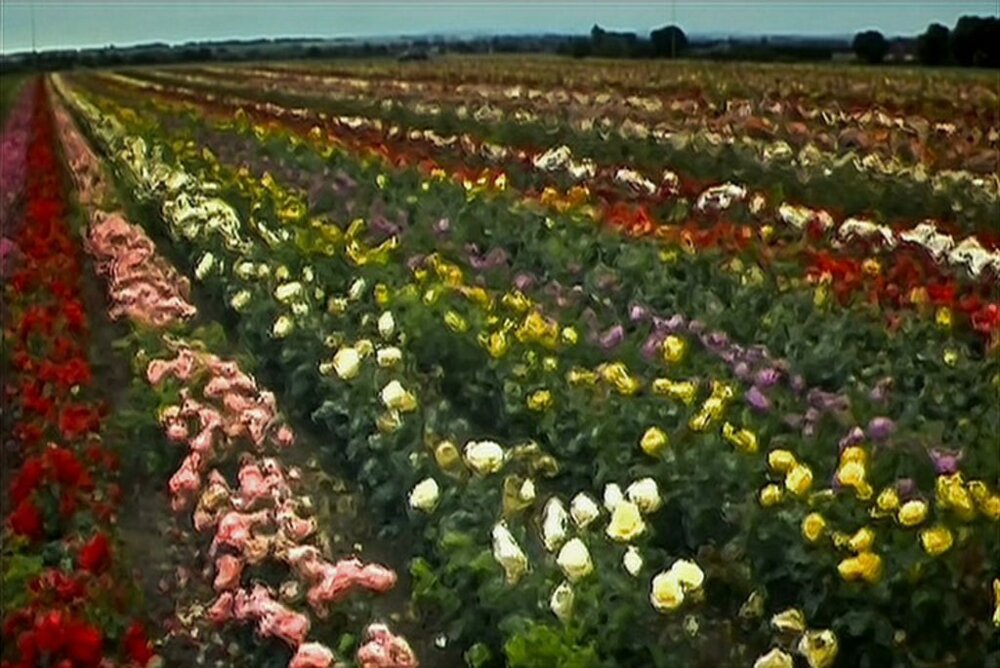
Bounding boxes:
[51,81,420,668]
[199,62,999,176]
[1,80,155,668]
[61,75,1000,666]
[80,72,1000,341]
[102,68,1000,236]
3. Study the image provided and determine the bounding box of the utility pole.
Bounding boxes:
[671,0,677,58]
[30,0,38,66]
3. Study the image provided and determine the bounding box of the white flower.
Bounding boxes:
[408,478,439,512]
[463,440,505,475]
[291,302,308,317]
[626,478,662,514]
[532,145,572,171]
[570,493,600,528]
[332,347,361,380]
[377,311,395,339]
[348,278,367,301]
[230,290,252,311]
[235,261,256,279]
[556,538,593,581]
[541,498,569,552]
[302,266,314,283]
[272,315,294,338]
[275,265,291,281]
[668,559,705,592]
[380,380,416,412]
[519,479,536,503]
[355,339,374,357]
[549,581,574,622]
[623,546,643,576]
[603,483,624,512]
[255,264,270,278]
[696,182,747,212]
[376,346,402,368]
[274,281,303,303]
[194,252,215,279]
[491,521,528,584]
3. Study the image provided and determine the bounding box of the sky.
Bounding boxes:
[1,1,997,54]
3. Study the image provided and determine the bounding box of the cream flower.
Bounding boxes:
[570,493,601,528]
[550,581,574,622]
[626,478,662,514]
[272,315,294,339]
[464,440,505,475]
[640,427,668,457]
[754,648,794,668]
[377,311,395,339]
[541,498,570,552]
[606,500,645,542]
[376,346,403,368]
[650,571,685,612]
[348,278,367,300]
[669,559,705,591]
[556,538,593,581]
[603,483,624,512]
[408,478,439,512]
[491,522,528,584]
[230,290,252,311]
[380,380,417,412]
[797,629,839,668]
[274,281,303,303]
[771,608,807,634]
[623,546,643,576]
[332,347,361,380]
[194,252,215,279]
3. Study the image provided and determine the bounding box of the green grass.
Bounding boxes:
[0,74,29,128]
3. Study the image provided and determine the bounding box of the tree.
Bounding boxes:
[950,16,1000,68]
[917,23,951,66]
[852,30,889,64]
[650,25,688,58]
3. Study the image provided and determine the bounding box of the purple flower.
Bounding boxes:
[406,254,426,271]
[784,413,804,429]
[733,362,752,381]
[598,325,625,351]
[514,273,536,292]
[629,304,649,322]
[703,330,730,350]
[687,319,706,334]
[838,426,865,450]
[869,377,893,404]
[866,417,896,442]
[755,368,781,388]
[642,333,665,360]
[895,478,917,498]
[433,218,450,235]
[790,375,806,394]
[746,386,771,412]
[928,448,963,475]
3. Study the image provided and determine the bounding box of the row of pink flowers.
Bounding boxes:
[50,88,418,668]
[0,84,36,276]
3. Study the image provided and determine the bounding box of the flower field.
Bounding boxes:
[1,57,998,667]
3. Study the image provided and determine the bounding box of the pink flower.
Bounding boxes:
[291,643,337,668]
[214,555,244,591]
[357,624,418,668]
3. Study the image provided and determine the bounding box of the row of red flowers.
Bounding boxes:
[1,80,154,668]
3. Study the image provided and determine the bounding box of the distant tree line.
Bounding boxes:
[854,15,999,66]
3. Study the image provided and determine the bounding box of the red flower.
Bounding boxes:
[33,609,67,654]
[46,447,85,487]
[65,620,104,666]
[122,622,155,666]
[9,457,45,505]
[58,403,100,441]
[78,533,112,574]
[9,499,44,541]
[972,303,1000,336]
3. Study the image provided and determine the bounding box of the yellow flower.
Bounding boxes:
[759,484,784,508]
[897,499,928,527]
[968,480,988,502]
[936,307,953,329]
[992,579,999,628]
[373,283,390,306]
[482,330,509,358]
[936,473,976,521]
[861,258,881,276]
[640,427,669,457]
[560,326,579,345]
[754,648,793,668]
[566,368,599,387]
[434,440,462,471]
[841,446,868,465]
[722,422,759,454]
[652,379,698,405]
[599,362,641,396]
[797,629,839,668]
[920,525,954,556]
[501,290,532,314]
[768,449,797,473]
[770,608,807,634]
[802,513,826,543]
[876,487,900,513]
[785,464,814,496]
[376,410,403,434]
[848,527,875,553]
[650,571,685,612]
[943,348,959,366]
[838,551,883,583]
[661,335,686,364]
[542,356,558,372]
[606,500,646,542]
[444,310,469,333]
[516,311,559,348]
[380,380,417,413]
[981,495,1000,521]
[527,390,553,412]
[836,461,869,496]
